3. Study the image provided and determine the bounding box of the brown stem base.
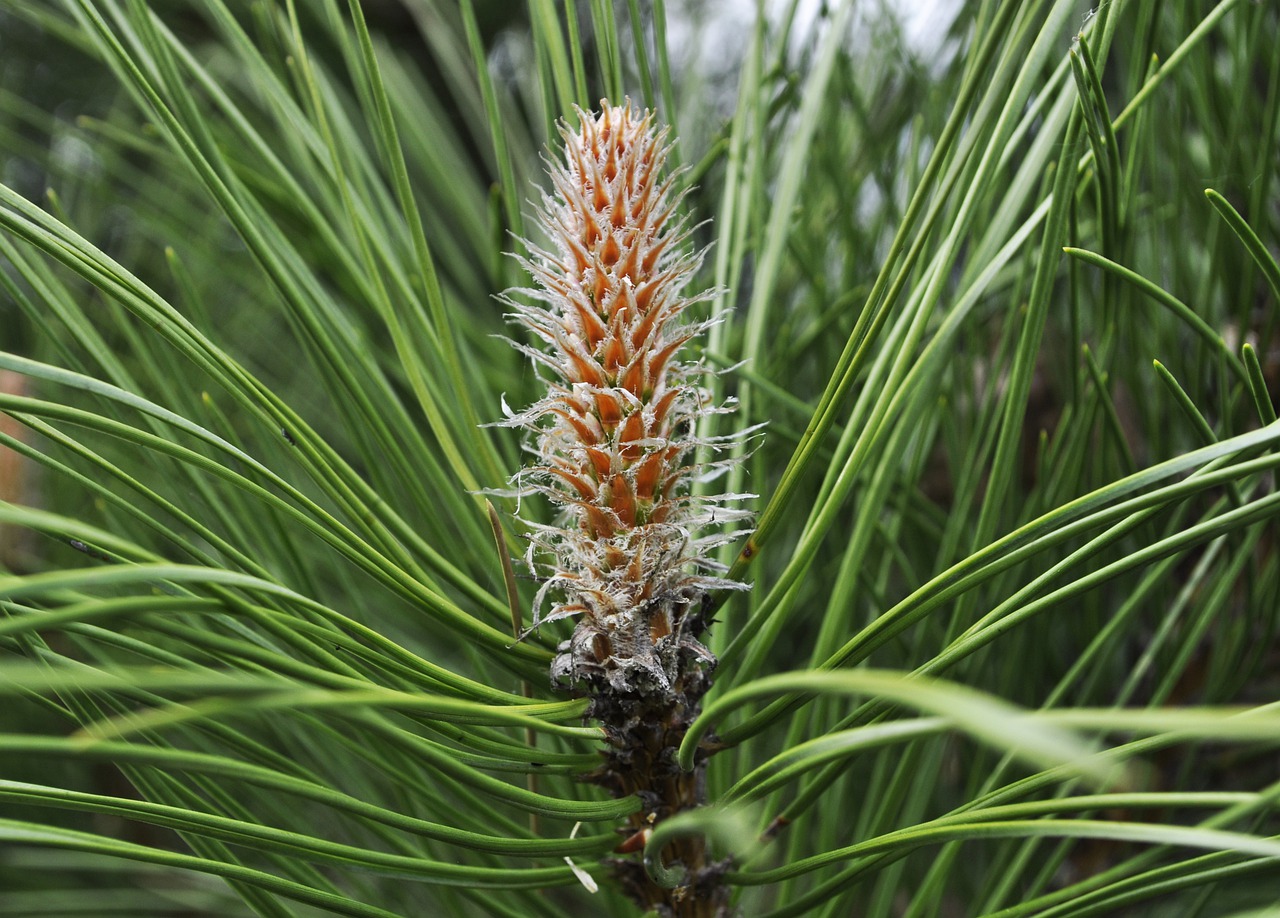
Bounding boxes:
[580,661,733,917]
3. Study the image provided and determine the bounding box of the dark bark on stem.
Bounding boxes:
[565,622,732,918]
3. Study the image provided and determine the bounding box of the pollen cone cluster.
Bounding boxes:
[499,101,749,696]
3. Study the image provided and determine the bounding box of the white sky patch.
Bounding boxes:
[884,0,965,58]
[664,0,965,83]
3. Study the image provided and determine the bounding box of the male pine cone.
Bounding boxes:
[499,100,750,699]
